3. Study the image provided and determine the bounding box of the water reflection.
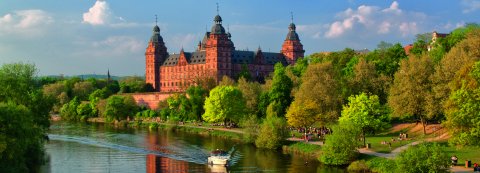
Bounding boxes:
[44,122,346,173]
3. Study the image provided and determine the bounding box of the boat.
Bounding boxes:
[207,149,230,166]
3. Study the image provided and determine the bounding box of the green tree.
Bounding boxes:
[202,86,246,125]
[237,77,261,114]
[409,32,432,55]
[443,61,480,146]
[72,81,95,101]
[320,123,360,165]
[289,62,342,126]
[396,143,449,173]
[339,93,390,147]
[268,63,293,116]
[388,54,435,134]
[104,95,138,121]
[186,86,207,121]
[430,30,480,118]
[348,58,391,104]
[254,116,288,149]
[285,99,318,129]
[218,75,236,86]
[60,97,80,121]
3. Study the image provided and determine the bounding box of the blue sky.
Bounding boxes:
[0,0,479,76]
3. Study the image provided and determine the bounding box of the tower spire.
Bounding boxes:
[155,14,158,25]
[291,12,293,23]
[216,2,219,15]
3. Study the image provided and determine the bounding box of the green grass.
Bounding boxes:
[365,134,414,153]
[437,142,480,166]
[282,141,322,157]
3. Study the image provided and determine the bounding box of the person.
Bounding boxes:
[451,155,458,166]
[473,163,478,172]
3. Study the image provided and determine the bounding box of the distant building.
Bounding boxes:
[404,44,413,55]
[145,13,304,92]
[355,48,370,54]
[428,31,449,51]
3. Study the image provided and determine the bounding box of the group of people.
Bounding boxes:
[451,155,479,172]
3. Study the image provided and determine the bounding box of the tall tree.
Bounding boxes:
[388,54,435,134]
[268,63,293,116]
[203,86,246,125]
[287,62,342,126]
[430,29,480,118]
[348,58,391,104]
[339,93,390,147]
[443,61,480,146]
[186,86,207,121]
[237,77,261,114]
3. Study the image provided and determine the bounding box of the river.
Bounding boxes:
[41,121,346,173]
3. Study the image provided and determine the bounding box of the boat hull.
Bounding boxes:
[208,156,229,166]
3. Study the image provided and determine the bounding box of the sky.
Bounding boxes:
[0,0,479,76]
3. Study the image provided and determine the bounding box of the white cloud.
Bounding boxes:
[462,0,480,13]
[0,10,53,37]
[324,1,426,38]
[88,36,144,56]
[83,0,111,25]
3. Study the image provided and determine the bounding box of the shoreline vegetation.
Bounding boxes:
[53,116,480,173]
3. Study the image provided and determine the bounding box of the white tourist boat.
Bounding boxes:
[207,149,230,166]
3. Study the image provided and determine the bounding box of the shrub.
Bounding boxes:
[347,160,369,172]
[366,157,397,173]
[240,115,259,143]
[319,123,361,165]
[396,142,450,173]
[255,116,288,149]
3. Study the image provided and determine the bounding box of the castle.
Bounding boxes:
[145,12,304,92]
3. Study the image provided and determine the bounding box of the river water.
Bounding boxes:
[42,121,346,173]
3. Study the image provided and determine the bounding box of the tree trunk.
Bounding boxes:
[362,130,366,148]
[421,118,427,135]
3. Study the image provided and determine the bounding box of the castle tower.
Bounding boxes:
[145,21,168,91]
[205,10,234,81]
[281,14,304,65]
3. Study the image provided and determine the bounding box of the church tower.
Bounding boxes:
[205,6,234,81]
[145,20,168,91]
[281,14,305,65]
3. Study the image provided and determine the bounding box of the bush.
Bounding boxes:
[60,97,80,121]
[347,160,369,172]
[240,115,259,143]
[255,116,288,149]
[366,157,397,173]
[319,123,361,165]
[396,142,450,173]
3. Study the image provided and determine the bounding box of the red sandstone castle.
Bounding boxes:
[145,13,304,92]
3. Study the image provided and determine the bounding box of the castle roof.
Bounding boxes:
[160,50,286,66]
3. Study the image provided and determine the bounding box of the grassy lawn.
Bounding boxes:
[365,134,415,153]
[437,141,480,166]
[282,141,322,157]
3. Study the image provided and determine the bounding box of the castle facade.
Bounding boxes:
[145,13,304,92]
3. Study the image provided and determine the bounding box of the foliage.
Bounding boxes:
[203,86,246,124]
[104,95,139,122]
[186,86,207,121]
[320,123,360,165]
[366,43,408,77]
[431,29,480,119]
[218,75,236,86]
[365,157,397,173]
[119,76,153,93]
[76,102,93,121]
[0,103,44,172]
[60,97,80,121]
[396,143,450,173]
[285,99,318,128]
[388,54,435,134]
[237,77,262,114]
[239,114,259,143]
[268,63,293,117]
[339,93,390,147]
[255,116,289,149]
[72,81,95,101]
[347,160,369,172]
[444,61,480,146]
[409,32,431,55]
[256,92,270,118]
[348,58,391,104]
[0,63,53,172]
[289,62,341,126]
